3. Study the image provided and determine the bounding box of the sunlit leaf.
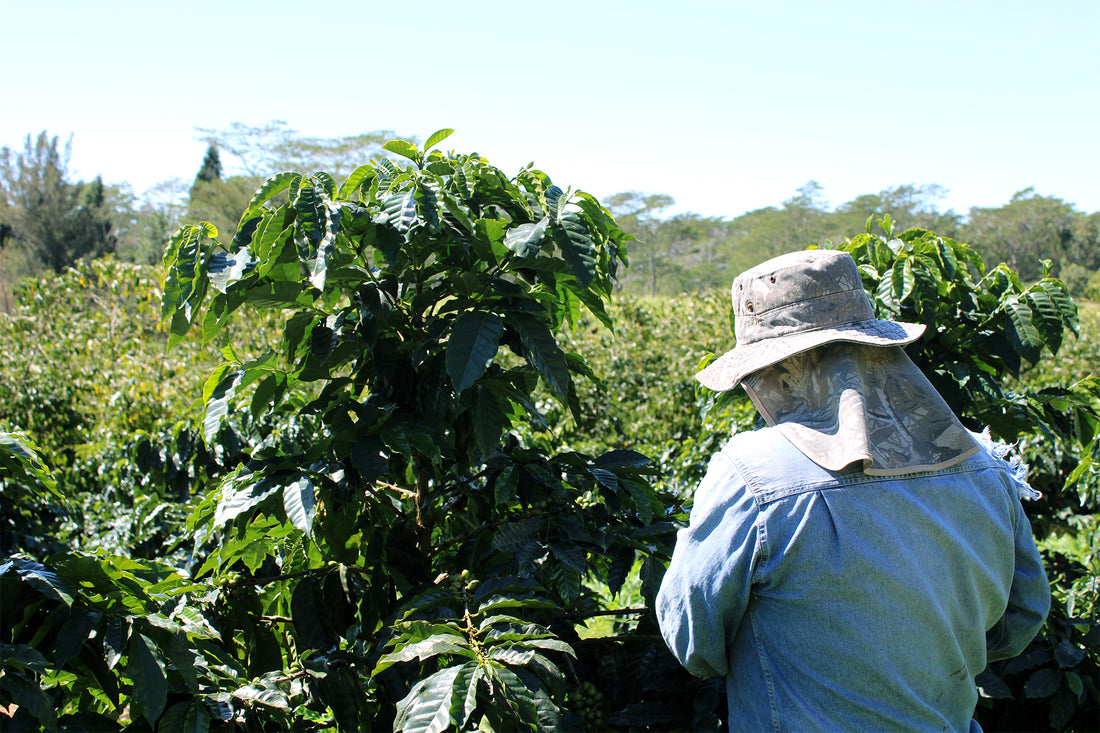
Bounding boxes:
[232,681,290,709]
[1038,281,1079,335]
[384,139,420,162]
[1026,290,1065,354]
[213,473,281,528]
[504,220,547,258]
[339,163,376,198]
[203,369,244,443]
[247,172,301,212]
[424,129,455,152]
[376,634,474,676]
[383,189,418,234]
[549,208,597,289]
[0,431,61,499]
[283,474,316,535]
[207,246,254,293]
[394,664,467,733]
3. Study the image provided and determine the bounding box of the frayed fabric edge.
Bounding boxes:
[973,427,1042,500]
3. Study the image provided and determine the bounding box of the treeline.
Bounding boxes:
[0,124,394,309]
[609,183,1100,298]
[2,127,1099,309]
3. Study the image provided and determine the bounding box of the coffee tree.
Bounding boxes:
[838,220,1099,730]
[157,130,682,730]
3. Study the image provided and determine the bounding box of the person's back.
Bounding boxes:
[657,427,1048,732]
[655,249,1050,731]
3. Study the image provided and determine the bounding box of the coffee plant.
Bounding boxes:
[158,130,687,730]
[837,219,1099,730]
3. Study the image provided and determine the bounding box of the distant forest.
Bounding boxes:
[3,124,1098,309]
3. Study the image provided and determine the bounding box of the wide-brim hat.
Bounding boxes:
[696,248,925,391]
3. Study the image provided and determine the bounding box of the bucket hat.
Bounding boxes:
[700,248,980,475]
[696,249,925,392]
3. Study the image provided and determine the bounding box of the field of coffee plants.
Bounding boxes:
[1,141,1097,731]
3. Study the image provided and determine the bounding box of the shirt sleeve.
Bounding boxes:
[656,449,762,678]
[985,499,1051,662]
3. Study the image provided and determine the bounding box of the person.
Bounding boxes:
[656,249,1050,732]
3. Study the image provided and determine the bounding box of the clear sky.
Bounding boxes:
[4,0,1097,219]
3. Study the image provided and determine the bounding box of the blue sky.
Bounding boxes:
[4,0,1097,218]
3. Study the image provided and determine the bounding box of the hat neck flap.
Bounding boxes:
[742,343,979,476]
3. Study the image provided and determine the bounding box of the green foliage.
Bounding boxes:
[540,293,758,496]
[151,134,690,730]
[2,136,1098,731]
[0,132,118,277]
[836,222,1090,439]
[0,259,210,465]
[962,189,1100,283]
[191,144,224,199]
[611,182,1097,300]
[0,258,248,569]
[835,224,1100,731]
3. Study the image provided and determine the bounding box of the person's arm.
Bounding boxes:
[656,450,762,678]
[985,500,1051,662]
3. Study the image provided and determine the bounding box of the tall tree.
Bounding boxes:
[0,132,117,275]
[962,189,1093,282]
[189,144,223,199]
[832,184,962,239]
[606,192,675,293]
[186,176,257,244]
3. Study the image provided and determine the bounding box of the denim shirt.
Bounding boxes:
[656,428,1050,733]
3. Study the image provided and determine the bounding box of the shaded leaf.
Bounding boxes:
[54,608,101,666]
[975,670,1013,699]
[1053,639,1086,668]
[291,577,330,652]
[472,388,506,459]
[128,633,167,724]
[510,312,570,400]
[1023,667,1062,698]
[490,664,540,731]
[157,700,211,733]
[351,436,388,483]
[0,673,58,731]
[18,563,75,606]
[447,311,504,394]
